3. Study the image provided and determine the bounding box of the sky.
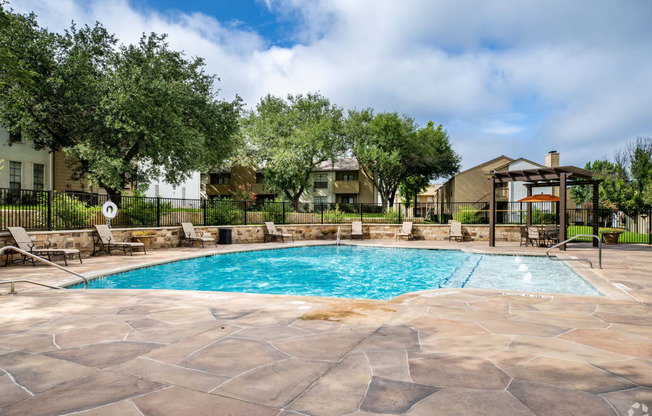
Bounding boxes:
[11,0,652,171]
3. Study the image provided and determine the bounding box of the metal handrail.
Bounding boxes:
[546,234,602,269]
[0,246,88,294]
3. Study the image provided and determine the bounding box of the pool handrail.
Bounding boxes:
[0,246,88,294]
[546,234,601,269]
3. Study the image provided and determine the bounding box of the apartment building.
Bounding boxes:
[0,128,53,191]
[203,158,380,204]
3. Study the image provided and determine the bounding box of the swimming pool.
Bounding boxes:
[74,245,601,299]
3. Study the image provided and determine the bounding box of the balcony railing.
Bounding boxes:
[333,180,360,194]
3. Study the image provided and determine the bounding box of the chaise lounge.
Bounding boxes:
[93,224,147,256]
[181,223,215,247]
[264,222,294,243]
[449,221,464,242]
[351,221,364,240]
[396,221,414,240]
[6,227,82,266]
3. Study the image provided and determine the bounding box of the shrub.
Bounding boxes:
[324,204,345,223]
[205,199,242,225]
[384,208,399,223]
[39,192,99,229]
[453,207,484,224]
[262,198,290,223]
[122,192,172,226]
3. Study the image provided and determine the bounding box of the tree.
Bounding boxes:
[244,93,346,209]
[0,6,241,195]
[398,175,430,208]
[346,111,460,208]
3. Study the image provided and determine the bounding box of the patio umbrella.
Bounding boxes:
[518,194,560,225]
[517,194,560,203]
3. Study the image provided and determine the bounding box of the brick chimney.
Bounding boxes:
[545,150,559,168]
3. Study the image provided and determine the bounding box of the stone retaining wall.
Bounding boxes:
[0,224,521,256]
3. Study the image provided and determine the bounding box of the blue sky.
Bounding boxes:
[12,0,652,171]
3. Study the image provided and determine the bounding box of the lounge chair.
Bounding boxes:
[181,223,215,247]
[396,222,414,240]
[93,224,146,256]
[6,227,82,266]
[449,221,464,241]
[351,221,363,240]
[264,222,294,243]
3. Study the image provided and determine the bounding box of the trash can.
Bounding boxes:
[218,228,232,244]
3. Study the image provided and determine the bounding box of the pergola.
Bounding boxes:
[487,166,602,249]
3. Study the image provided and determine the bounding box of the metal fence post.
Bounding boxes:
[282,202,286,224]
[360,203,363,223]
[321,203,324,224]
[47,190,53,231]
[156,196,161,227]
[244,201,248,226]
[398,203,401,224]
[202,199,206,226]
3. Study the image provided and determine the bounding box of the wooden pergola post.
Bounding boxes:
[560,173,567,250]
[592,181,600,247]
[489,178,496,247]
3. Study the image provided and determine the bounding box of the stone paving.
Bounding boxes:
[0,240,650,415]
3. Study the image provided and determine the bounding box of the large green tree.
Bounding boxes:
[346,111,459,208]
[0,5,241,195]
[244,93,346,208]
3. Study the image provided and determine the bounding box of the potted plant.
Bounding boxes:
[320,227,338,239]
[132,230,157,250]
[600,228,625,244]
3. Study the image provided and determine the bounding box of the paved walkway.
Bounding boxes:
[0,241,650,415]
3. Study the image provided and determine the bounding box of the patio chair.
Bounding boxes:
[543,225,559,246]
[526,226,543,247]
[519,225,529,246]
[93,224,147,256]
[181,223,215,248]
[264,222,294,243]
[351,221,364,240]
[449,221,464,241]
[396,222,414,240]
[6,227,82,266]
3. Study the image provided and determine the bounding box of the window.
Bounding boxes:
[33,164,45,190]
[341,174,355,181]
[210,173,230,185]
[9,161,21,191]
[314,174,328,189]
[256,173,264,184]
[314,196,327,209]
[341,195,355,204]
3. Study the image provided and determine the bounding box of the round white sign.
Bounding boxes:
[102,201,118,219]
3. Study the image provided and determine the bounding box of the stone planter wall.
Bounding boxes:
[0,224,521,257]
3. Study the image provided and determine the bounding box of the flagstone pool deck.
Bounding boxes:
[0,240,650,415]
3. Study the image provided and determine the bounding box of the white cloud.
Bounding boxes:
[10,0,652,170]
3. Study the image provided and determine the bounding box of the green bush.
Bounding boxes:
[453,207,483,224]
[324,204,345,223]
[205,199,242,225]
[39,192,99,229]
[122,193,172,226]
[384,208,400,223]
[262,199,289,224]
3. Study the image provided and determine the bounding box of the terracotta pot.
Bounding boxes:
[602,232,620,245]
[132,235,155,250]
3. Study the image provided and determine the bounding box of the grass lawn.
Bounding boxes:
[568,225,650,244]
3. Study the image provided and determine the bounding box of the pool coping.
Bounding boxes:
[56,240,631,301]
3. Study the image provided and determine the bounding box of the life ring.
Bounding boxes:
[102,201,118,219]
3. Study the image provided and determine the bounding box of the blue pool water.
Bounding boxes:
[75,246,601,299]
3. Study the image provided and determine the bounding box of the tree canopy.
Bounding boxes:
[570,137,652,216]
[0,5,241,195]
[243,93,346,208]
[346,111,460,207]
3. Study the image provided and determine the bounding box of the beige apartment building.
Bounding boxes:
[204,158,380,204]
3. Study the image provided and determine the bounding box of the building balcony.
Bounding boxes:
[333,180,359,194]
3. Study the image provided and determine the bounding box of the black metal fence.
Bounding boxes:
[1,188,650,244]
